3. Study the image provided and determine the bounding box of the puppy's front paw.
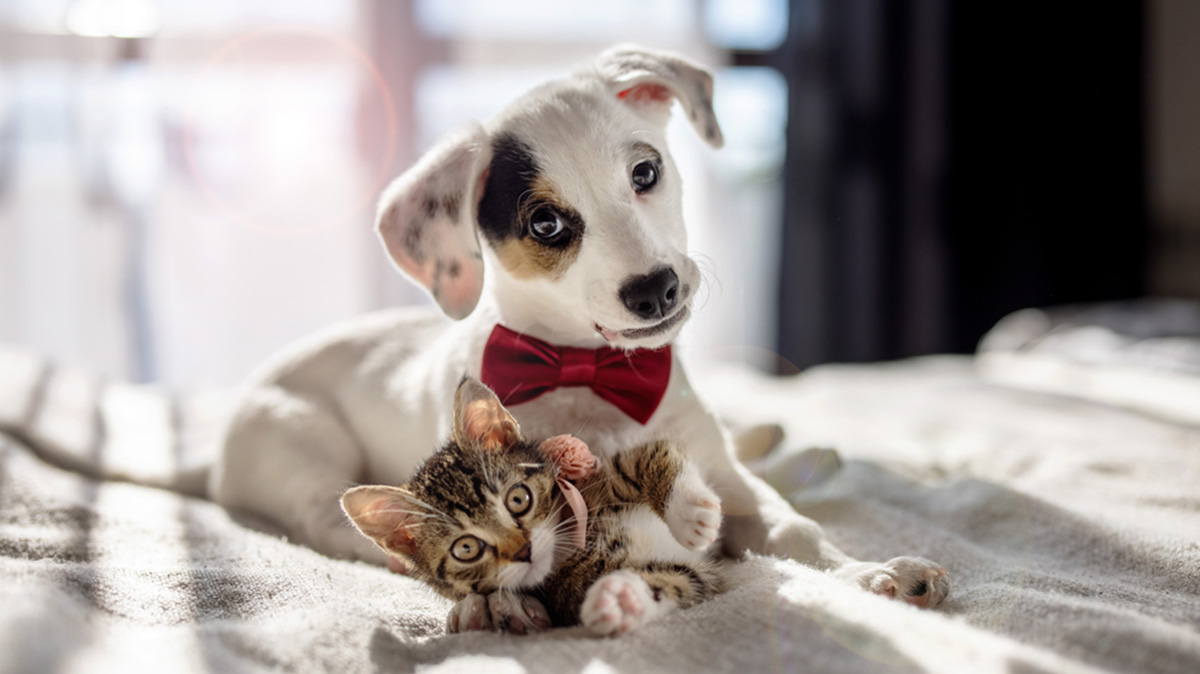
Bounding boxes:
[841,557,950,609]
[486,592,552,635]
[580,570,656,637]
[666,474,722,551]
[447,594,491,633]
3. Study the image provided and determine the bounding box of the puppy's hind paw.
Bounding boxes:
[842,557,950,609]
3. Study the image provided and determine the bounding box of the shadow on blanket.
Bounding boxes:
[6,424,1199,674]
[798,459,1200,648]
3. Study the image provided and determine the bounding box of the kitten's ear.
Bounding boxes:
[453,377,521,450]
[341,485,421,559]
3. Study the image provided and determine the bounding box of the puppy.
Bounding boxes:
[209,45,948,624]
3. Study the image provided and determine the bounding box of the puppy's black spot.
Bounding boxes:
[908,580,928,597]
[422,196,440,220]
[403,216,426,262]
[430,259,447,299]
[443,194,461,223]
[420,191,462,224]
[446,258,462,278]
[478,133,538,244]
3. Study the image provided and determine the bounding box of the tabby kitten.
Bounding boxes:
[341,378,723,636]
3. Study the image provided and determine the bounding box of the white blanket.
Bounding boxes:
[1,337,1198,673]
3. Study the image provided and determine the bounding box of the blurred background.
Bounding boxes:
[0,0,1196,389]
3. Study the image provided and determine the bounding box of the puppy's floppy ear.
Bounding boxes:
[595,44,724,148]
[376,123,493,320]
[453,377,521,451]
[341,485,422,560]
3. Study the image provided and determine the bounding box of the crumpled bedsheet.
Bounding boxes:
[1,343,1198,674]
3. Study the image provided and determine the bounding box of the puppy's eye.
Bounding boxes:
[529,210,565,240]
[450,535,485,562]
[505,485,532,516]
[631,161,658,192]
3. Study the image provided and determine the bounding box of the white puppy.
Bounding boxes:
[209,45,948,621]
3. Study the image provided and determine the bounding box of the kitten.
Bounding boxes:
[341,378,723,636]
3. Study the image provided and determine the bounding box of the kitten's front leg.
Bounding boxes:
[486,592,552,635]
[447,594,492,633]
[610,442,722,551]
[664,462,722,551]
[446,593,552,634]
[448,592,551,634]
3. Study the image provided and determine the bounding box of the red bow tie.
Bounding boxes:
[480,324,672,425]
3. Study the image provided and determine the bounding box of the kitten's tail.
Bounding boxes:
[0,348,221,497]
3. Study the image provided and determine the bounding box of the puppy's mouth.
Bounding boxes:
[594,306,690,344]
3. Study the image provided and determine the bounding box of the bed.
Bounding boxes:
[2,302,1198,674]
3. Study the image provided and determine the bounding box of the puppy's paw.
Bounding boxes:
[485,592,552,635]
[580,570,657,637]
[840,557,950,609]
[447,594,491,633]
[665,473,722,551]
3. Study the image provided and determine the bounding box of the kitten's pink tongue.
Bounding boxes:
[557,478,588,549]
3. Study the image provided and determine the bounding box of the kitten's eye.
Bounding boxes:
[505,485,532,516]
[450,535,484,562]
[528,209,565,241]
[631,161,658,192]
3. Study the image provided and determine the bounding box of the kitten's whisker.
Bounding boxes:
[397,493,456,524]
[571,418,592,438]
[549,518,577,536]
[370,508,438,518]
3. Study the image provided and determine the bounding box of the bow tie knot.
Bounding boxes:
[480,325,672,425]
[558,348,599,387]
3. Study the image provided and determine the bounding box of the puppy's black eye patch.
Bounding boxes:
[479,133,538,244]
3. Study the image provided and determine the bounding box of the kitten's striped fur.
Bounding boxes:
[536,440,722,626]
[342,378,722,634]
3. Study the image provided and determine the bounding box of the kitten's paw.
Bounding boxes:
[485,592,552,635]
[666,475,722,551]
[580,570,656,637]
[447,594,492,633]
[840,557,950,609]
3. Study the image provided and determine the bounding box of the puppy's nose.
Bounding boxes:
[512,543,532,563]
[619,267,680,320]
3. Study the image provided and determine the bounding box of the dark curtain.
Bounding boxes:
[769,0,1147,370]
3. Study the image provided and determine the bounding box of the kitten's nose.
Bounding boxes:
[512,543,532,563]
